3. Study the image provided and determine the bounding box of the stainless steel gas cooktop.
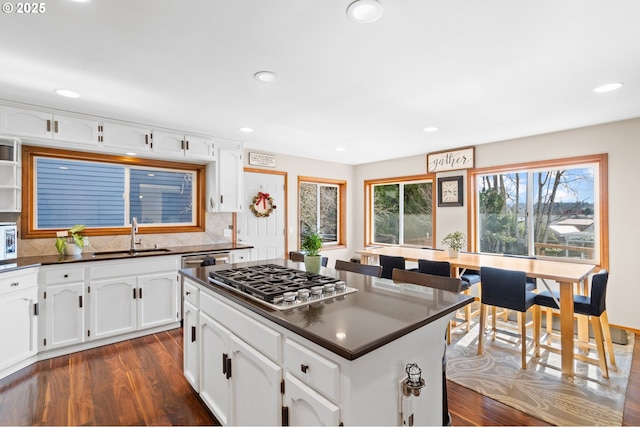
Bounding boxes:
[207,264,357,310]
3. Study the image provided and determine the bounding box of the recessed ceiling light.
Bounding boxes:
[254,71,278,83]
[593,82,623,93]
[239,127,254,133]
[125,152,136,156]
[55,89,80,98]
[336,147,346,152]
[347,0,383,23]
[423,126,439,132]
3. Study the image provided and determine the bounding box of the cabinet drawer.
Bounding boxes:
[183,280,199,306]
[0,268,38,296]
[284,338,339,402]
[200,291,281,361]
[42,266,84,285]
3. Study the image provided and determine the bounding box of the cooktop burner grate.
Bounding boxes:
[208,264,344,302]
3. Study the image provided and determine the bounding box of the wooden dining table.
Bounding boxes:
[357,246,596,377]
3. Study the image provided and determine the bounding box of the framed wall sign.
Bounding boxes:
[427,146,475,173]
[249,152,276,168]
[438,176,463,207]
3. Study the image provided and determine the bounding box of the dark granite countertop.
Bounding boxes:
[0,243,253,272]
[180,259,474,361]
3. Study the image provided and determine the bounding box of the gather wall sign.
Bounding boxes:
[427,146,475,173]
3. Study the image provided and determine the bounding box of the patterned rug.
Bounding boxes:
[446,321,634,426]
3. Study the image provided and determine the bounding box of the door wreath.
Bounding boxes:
[250,191,277,217]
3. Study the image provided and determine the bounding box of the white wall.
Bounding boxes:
[244,152,354,267]
[353,117,640,331]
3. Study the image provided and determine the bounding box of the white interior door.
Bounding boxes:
[238,171,286,261]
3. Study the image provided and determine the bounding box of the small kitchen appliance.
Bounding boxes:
[0,222,17,260]
[208,263,357,310]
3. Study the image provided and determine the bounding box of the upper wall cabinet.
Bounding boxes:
[207,138,243,213]
[0,106,100,146]
[152,131,214,161]
[100,122,152,153]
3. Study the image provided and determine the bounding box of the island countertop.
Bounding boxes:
[180,259,474,360]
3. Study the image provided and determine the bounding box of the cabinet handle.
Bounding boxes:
[191,326,196,342]
[222,353,228,375]
[300,364,309,374]
[226,357,232,380]
[79,295,83,308]
[46,119,51,132]
[186,140,189,150]
[54,120,59,133]
[64,274,69,278]
[220,195,224,204]
[10,282,19,287]
[138,288,142,299]
[185,291,191,296]
[133,288,137,299]
[282,406,289,426]
[34,303,39,316]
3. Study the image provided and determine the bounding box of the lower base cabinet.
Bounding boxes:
[283,372,340,426]
[0,284,38,377]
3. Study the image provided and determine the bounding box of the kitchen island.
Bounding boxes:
[180,259,473,426]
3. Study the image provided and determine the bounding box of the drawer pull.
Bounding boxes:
[191,326,196,342]
[300,364,309,374]
[64,274,69,278]
[185,291,191,296]
[222,353,228,374]
[10,282,19,287]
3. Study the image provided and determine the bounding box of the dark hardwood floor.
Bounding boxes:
[0,329,637,426]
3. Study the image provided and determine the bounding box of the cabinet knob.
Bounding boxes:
[185,291,191,296]
[64,274,69,278]
[300,364,309,373]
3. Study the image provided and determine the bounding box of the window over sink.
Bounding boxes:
[21,145,206,239]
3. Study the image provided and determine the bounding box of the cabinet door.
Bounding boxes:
[283,372,340,426]
[137,272,178,329]
[0,288,38,374]
[230,334,282,426]
[184,135,213,160]
[89,277,137,340]
[0,105,52,138]
[101,122,151,153]
[218,147,242,212]
[52,114,100,146]
[183,301,199,392]
[229,249,250,264]
[44,283,85,350]
[199,312,231,425]
[151,130,185,157]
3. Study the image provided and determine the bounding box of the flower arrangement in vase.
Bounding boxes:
[441,231,466,257]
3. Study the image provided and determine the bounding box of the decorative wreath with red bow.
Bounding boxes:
[250,191,277,217]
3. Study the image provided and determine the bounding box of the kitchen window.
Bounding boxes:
[22,146,205,239]
[365,175,435,247]
[298,176,346,248]
[469,154,608,267]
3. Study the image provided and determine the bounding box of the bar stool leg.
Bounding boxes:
[591,315,609,379]
[600,311,617,369]
[477,304,487,355]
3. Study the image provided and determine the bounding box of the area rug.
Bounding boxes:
[446,321,634,426]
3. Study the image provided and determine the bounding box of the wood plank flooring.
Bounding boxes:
[0,328,637,426]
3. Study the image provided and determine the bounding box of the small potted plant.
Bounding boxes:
[55,224,87,256]
[301,230,323,273]
[441,231,466,257]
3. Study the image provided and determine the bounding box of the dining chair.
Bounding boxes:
[379,255,406,279]
[334,259,383,277]
[289,251,328,267]
[503,254,538,291]
[477,266,539,369]
[533,269,616,378]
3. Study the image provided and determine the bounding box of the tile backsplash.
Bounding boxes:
[0,212,233,257]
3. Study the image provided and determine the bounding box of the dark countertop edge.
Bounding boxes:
[0,243,253,272]
[180,268,474,361]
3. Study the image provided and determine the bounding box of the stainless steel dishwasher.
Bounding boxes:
[180,251,230,321]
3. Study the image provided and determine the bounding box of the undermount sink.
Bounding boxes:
[91,248,172,257]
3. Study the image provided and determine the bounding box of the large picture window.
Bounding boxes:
[366,175,435,247]
[470,154,608,266]
[298,177,346,248]
[22,146,205,238]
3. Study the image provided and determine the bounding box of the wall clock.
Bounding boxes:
[438,176,463,207]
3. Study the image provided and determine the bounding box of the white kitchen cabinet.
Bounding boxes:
[0,138,20,212]
[152,130,214,160]
[283,372,340,426]
[89,276,138,340]
[0,105,100,147]
[100,122,152,153]
[206,138,243,213]
[183,300,200,392]
[43,283,86,350]
[137,271,179,329]
[198,309,281,427]
[229,249,250,264]
[0,268,38,378]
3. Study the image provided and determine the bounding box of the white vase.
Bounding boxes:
[448,248,459,258]
[64,243,82,255]
[304,255,322,274]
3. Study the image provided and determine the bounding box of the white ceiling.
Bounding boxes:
[1,0,639,165]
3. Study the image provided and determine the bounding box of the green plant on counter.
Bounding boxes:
[301,230,323,256]
[441,231,466,252]
[55,224,87,254]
